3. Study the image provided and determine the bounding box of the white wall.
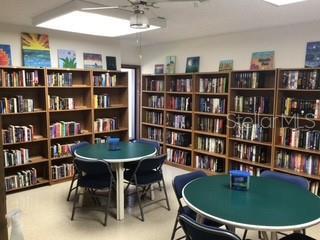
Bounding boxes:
[141,21,320,74]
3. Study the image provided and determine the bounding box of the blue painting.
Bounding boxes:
[305,41,320,68]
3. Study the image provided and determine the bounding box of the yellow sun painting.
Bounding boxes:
[21,32,50,50]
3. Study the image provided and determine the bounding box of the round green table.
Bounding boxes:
[74,142,157,220]
[183,175,320,240]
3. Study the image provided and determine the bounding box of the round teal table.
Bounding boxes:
[74,142,157,220]
[183,175,320,240]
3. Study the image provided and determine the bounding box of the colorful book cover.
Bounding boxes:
[21,32,51,67]
[305,41,320,68]
[186,56,200,73]
[250,51,274,70]
[166,56,176,74]
[106,56,117,70]
[154,64,164,74]
[83,53,102,69]
[219,59,233,72]
[0,44,12,66]
[58,49,76,69]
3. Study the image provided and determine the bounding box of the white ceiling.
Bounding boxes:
[0,0,320,45]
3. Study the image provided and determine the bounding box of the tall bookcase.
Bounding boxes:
[0,67,128,194]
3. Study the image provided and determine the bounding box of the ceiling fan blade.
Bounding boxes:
[151,0,207,2]
[82,6,120,10]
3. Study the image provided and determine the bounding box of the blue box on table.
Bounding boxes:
[229,170,250,191]
[108,137,120,151]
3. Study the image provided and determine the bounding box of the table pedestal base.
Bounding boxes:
[115,162,124,221]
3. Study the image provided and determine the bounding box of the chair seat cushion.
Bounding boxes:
[124,170,162,185]
[181,206,223,228]
[78,174,112,189]
[280,233,316,240]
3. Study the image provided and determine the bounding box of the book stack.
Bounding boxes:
[195,155,224,172]
[198,116,225,134]
[166,148,191,166]
[167,96,192,111]
[233,142,267,163]
[234,121,269,142]
[2,125,34,144]
[95,137,109,143]
[234,72,261,88]
[282,97,320,118]
[94,117,119,133]
[146,79,164,91]
[279,128,320,150]
[276,150,320,176]
[47,72,73,86]
[199,98,226,113]
[3,148,30,167]
[94,73,117,87]
[197,136,225,154]
[234,96,270,114]
[169,78,192,92]
[51,163,75,180]
[146,111,163,125]
[147,127,163,141]
[50,121,81,138]
[231,162,261,176]
[166,114,191,129]
[49,96,75,110]
[51,143,76,158]
[0,96,34,113]
[94,94,111,108]
[3,70,39,87]
[199,77,227,93]
[167,131,191,147]
[5,168,38,191]
[282,70,320,89]
[148,95,164,108]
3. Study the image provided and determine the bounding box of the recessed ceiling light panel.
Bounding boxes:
[264,0,307,6]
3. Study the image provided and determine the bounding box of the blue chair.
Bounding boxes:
[179,214,241,240]
[280,233,316,240]
[71,158,115,226]
[67,141,90,201]
[124,154,170,221]
[171,171,224,240]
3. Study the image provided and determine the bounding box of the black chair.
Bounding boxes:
[280,233,316,240]
[66,141,90,201]
[124,154,170,221]
[179,214,241,240]
[71,158,115,226]
[171,171,224,240]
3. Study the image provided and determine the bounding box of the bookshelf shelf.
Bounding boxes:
[229,111,274,117]
[4,156,49,169]
[5,178,49,193]
[166,144,192,151]
[230,88,274,91]
[50,132,92,140]
[142,106,164,111]
[193,149,226,159]
[193,130,227,138]
[167,92,193,95]
[48,85,91,89]
[142,90,165,94]
[94,105,128,110]
[195,92,229,96]
[141,122,164,128]
[274,167,320,181]
[94,128,129,135]
[275,145,320,156]
[165,126,192,133]
[165,109,193,114]
[95,85,127,89]
[229,138,273,147]
[228,157,272,169]
[194,112,228,117]
[3,137,48,146]
[51,155,73,161]
[1,110,46,116]
[0,86,45,89]
[278,88,320,92]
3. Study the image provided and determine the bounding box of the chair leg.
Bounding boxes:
[162,177,171,211]
[71,185,79,220]
[67,172,77,201]
[104,189,112,226]
[242,229,248,240]
[135,186,144,221]
[170,212,180,240]
[158,182,162,191]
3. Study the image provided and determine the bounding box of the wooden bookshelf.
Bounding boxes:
[0,67,128,193]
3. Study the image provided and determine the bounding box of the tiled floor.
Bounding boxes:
[6,166,320,240]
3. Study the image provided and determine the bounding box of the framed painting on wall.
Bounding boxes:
[305,41,320,68]
[58,49,77,69]
[250,51,274,70]
[0,44,12,66]
[83,53,103,69]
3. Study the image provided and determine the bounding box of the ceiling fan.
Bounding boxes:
[81,0,208,29]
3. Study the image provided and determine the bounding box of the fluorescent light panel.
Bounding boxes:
[36,11,160,37]
[264,0,306,6]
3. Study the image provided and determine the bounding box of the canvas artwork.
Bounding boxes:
[305,41,320,68]
[250,51,274,70]
[106,56,117,70]
[186,56,200,73]
[83,53,103,69]
[166,56,176,74]
[219,60,233,72]
[154,64,164,74]
[58,49,77,69]
[0,44,12,66]
[21,32,51,67]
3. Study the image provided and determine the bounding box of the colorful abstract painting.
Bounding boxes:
[58,49,77,69]
[83,53,102,69]
[0,44,12,66]
[21,32,51,67]
[305,41,320,68]
[106,56,117,70]
[166,56,176,74]
[219,59,233,72]
[186,56,200,73]
[250,51,274,70]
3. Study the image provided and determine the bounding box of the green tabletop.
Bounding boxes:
[74,142,157,163]
[183,175,320,231]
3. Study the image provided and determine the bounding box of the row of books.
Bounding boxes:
[166,114,191,129]
[234,96,270,114]
[276,150,320,176]
[95,137,109,144]
[195,155,224,173]
[279,128,320,151]
[50,121,81,139]
[233,142,268,163]
[49,96,74,110]
[51,143,75,158]
[199,97,226,114]
[1,70,39,87]
[167,131,191,147]
[198,116,225,134]
[148,95,164,108]
[5,168,38,191]
[51,163,75,180]
[233,122,269,142]
[199,77,228,93]
[94,94,111,108]
[169,78,192,92]
[147,127,163,141]
[0,96,34,113]
[146,79,164,91]
[197,136,225,154]
[167,96,192,111]
[47,73,73,87]
[3,148,30,167]
[282,70,319,90]
[234,72,262,88]
[231,162,263,176]
[2,125,34,144]
[282,98,320,119]
[94,117,119,133]
[93,73,117,87]
[145,111,163,125]
[166,148,191,166]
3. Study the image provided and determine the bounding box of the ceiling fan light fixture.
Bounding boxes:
[130,11,150,29]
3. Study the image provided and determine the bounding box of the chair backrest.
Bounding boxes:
[179,214,241,240]
[134,139,160,155]
[135,154,166,175]
[74,158,113,179]
[261,170,309,190]
[70,141,90,156]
